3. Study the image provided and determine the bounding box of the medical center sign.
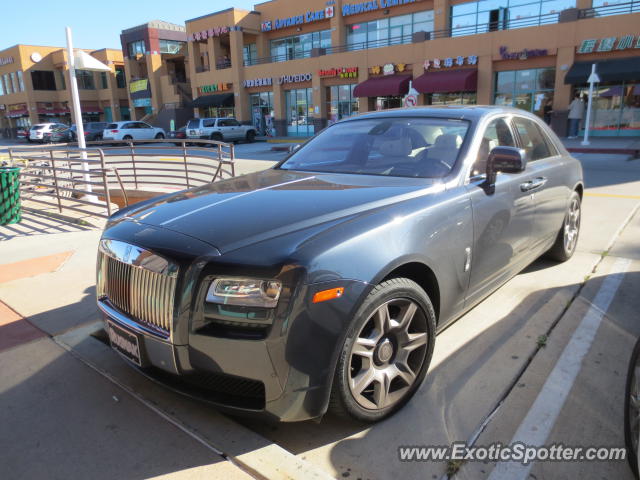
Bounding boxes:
[342,0,418,16]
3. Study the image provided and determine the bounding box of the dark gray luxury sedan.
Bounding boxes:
[97,106,583,422]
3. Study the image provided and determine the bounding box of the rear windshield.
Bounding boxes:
[187,119,200,129]
[106,124,118,129]
[31,126,45,130]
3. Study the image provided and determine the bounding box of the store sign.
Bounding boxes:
[132,98,152,108]
[318,67,358,78]
[261,7,334,32]
[0,57,14,66]
[129,79,149,94]
[424,55,477,70]
[278,73,312,84]
[0,104,5,110]
[576,35,640,54]
[198,83,232,94]
[243,77,273,87]
[189,26,241,42]
[499,46,548,60]
[342,0,417,16]
[370,63,408,75]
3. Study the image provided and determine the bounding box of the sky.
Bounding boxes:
[2,0,258,51]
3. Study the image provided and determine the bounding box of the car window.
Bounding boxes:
[280,117,470,178]
[512,117,551,161]
[203,119,216,127]
[225,119,240,126]
[140,123,152,129]
[106,123,118,129]
[122,123,135,129]
[472,117,515,177]
[187,119,200,129]
[217,119,230,127]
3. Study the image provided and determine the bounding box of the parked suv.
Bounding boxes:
[103,121,165,142]
[186,117,256,143]
[70,122,108,141]
[28,123,68,143]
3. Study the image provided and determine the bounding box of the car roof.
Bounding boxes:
[341,105,540,123]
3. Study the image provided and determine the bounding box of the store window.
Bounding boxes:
[494,68,555,117]
[204,106,235,118]
[17,71,24,91]
[249,92,274,135]
[159,40,185,54]
[128,40,146,57]
[244,44,257,66]
[115,67,126,88]
[57,70,66,90]
[76,70,95,90]
[10,72,18,93]
[574,82,640,137]
[100,72,108,89]
[271,30,331,62]
[347,11,434,51]
[450,0,575,36]
[286,88,314,136]
[375,96,403,111]
[0,76,4,96]
[31,70,56,91]
[327,85,359,124]
[2,74,11,94]
[430,92,477,105]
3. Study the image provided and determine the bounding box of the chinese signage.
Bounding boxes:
[129,79,149,94]
[189,26,241,42]
[577,35,640,54]
[261,7,334,32]
[0,57,14,66]
[499,46,548,60]
[342,0,417,16]
[318,67,359,78]
[278,73,313,84]
[243,77,273,87]
[198,83,232,94]
[370,63,409,75]
[424,55,477,70]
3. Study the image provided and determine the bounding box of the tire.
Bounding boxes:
[328,277,436,422]
[155,133,165,139]
[546,191,581,262]
[210,132,223,142]
[625,338,640,479]
[245,130,256,143]
[123,135,133,140]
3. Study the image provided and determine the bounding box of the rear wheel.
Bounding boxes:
[122,135,133,140]
[625,338,640,478]
[245,130,256,143]
[210,132,223,142]
[329,278,436,422]
[155,133,164,139]
[546,191,581,262]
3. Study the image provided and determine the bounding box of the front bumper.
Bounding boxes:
[98,278,369,422]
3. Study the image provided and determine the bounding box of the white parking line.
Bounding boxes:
[488,256,632,480]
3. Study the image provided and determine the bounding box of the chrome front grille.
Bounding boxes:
[97,240,178,338]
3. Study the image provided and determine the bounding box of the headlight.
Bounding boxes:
[206,277,282,308]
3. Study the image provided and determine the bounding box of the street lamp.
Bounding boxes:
[581,63,600,147]
[65,26,110,199]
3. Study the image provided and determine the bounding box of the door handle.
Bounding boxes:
[520,177,548,192]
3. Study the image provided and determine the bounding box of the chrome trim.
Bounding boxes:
[99,239,178,277]
[98,298,171,342]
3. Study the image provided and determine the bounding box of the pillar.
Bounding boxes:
[272,80,286,136]
[433,0,450,33]
[229,30,249,122]
[312,74,327,133]
[146,53,163,115]
[476,54,493,105]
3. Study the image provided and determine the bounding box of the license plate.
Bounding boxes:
[107,320,141,366]
[190,130,196,135]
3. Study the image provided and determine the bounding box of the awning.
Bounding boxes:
[353,75,412,98]
[413,69,478,93]
[81,105,103,114]
[564,58,640,84]
[6,109,28,118]
[191,93,235,108]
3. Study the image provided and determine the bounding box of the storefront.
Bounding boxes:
[192,92,235,118]
[494,67,555,117]
[249,91,274,135]
[566,55,640,137]
[286,88,314,136]
[319,67,359,125]
[354,64,413,111]
[414,56,479,106]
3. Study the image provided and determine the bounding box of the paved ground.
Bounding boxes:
[0,149,639,479]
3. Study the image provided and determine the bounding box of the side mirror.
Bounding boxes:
[484,146,527,194]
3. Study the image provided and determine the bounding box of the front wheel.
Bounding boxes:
[546,191,581,262]
[210,132,223,143]
[245,130,256,143]
[329,278,436,422]
[155,133,164,139]
[625,338,640,478]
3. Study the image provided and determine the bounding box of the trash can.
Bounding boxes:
[0,166,21,225]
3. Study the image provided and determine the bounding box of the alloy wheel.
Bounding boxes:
[348,298,428,410]
[630,365,640,467]
[563,196,580,253]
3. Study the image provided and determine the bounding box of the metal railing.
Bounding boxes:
[579,0,640,18]
[2,138,236,220]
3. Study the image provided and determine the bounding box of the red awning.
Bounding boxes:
[353,74,412,98]
[6,109,28,118]
[413,69,478,94]
[81,104,103,113]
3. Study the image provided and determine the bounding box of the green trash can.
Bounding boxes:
[0,166,21,225]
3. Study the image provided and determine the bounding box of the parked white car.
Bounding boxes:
[186,117,256,143]
[103,121,166,142]
[28,123,68,143]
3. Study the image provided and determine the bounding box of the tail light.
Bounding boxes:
[84,131,90,136]
[111,130,119,133]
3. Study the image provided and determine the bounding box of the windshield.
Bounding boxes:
[279,117,470,178]
[187,119,200,129]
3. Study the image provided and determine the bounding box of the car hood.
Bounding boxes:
[114,169,440,254]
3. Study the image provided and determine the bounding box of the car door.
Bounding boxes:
[136,122,152,139]
[225,118,242,140]
[511,116,570,254]
[464,116,536,307]
[216,119,230,140]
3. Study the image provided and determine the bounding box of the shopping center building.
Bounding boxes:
[184,0,640,137]
[0,44,129,136]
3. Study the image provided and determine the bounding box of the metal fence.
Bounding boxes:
[1,138,236,220]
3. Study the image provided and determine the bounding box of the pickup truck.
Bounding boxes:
[186,117,257,143]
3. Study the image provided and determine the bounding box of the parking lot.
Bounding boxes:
[1,147,639,479]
